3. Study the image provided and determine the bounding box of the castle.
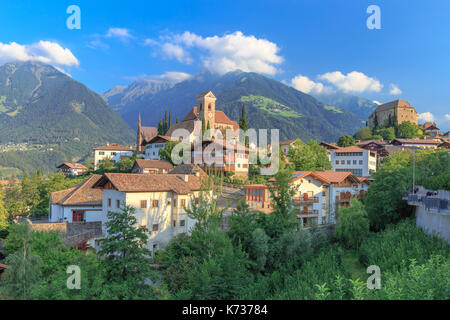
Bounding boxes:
[368,99,418,129]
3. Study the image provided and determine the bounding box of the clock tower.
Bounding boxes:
[196,90,216,130]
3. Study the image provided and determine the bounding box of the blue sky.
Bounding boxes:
[1,0,449,130]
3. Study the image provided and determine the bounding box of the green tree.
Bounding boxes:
[0,223,42,300]
[338,135,356,147]
[0,186,8,231]
[397,121,420,138]
[159,141,181,165]
[374,127,395,141]
[287,140,332,171]
[353,127,373,141]
[335,198,369,250]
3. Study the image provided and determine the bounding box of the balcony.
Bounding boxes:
[293,196,318,205]
[335,195,352,202]
[297,209,318,216]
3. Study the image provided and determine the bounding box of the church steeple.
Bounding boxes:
[136,112,142,153]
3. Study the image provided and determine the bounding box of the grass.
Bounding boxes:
[324,105,344,113]
[342,250,366,281]
[239,95,302,118]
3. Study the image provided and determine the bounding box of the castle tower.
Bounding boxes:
[196,91,216,130]
[136,112,142,153]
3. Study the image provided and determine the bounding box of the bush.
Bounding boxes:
[335,199,369,250]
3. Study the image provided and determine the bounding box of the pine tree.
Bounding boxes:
[168,110,172,131]
[176,117,179,124]
[163,109,168,134]
[158,120,163,135]
[239,104,249,146]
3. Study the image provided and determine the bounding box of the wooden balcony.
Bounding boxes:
[297,209,319,216]
[293,196,319,205]
[335,195,352,202]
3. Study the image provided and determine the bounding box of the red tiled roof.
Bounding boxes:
[334,146,365,153]
[196,90,215,98]
[132,159,173,171]
[140,126,158,139]
[313,171,360,184]
[93,143,132,151]
[94,173,204,194]
[57,162,88,170]
[392,138,441,145]
[51,174,103,206]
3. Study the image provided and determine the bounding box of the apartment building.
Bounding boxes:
[330,146,377,177]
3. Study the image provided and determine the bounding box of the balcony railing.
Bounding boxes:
[293,196,319,205]
[297,209,318,216]
[335,195,352,202]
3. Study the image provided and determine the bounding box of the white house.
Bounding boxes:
[93,172,209,255]
[93,143,133,170]
[143,135,172,160]
[131,159,174,174]
[49,174,106,225]
[330,146,377,177]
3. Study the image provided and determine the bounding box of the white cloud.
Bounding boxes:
[106,27,133,39]
[291,75,328,94]
[158,31,283,75]
[389,83,402,95]
[418,112,435,123]
[318,71,383,93]
[162,43,192,64]
[0,40,79,66]
[158,71,192,82]
[373,100,382,105]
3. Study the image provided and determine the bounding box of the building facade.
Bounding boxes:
[330,146,377,177]
[143,135,171,160]
[56,162,88,176]
[131,159,174,174]
[368,99,418,129]
[93,143,133,170]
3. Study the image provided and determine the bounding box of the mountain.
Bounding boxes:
[312,91,378,120]
[0,61,135,177]
[101,79,174,113]
[105,70,366,142]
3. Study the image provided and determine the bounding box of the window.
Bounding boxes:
[335,160,339,164]
[180,220,185,227]
[116,200,120,208]
[72,210,85,223]
[341,160,345,164]
[173,199,177,207]
[195,198,199,205]
[167,199,171,206]
[173,220,176,227]
[181,199,186,207]
[108,198,111,207]
[152,224,158,231]
[99,151,105,155]
[359,160,363,165]
[153,200,159,208]
[353,160,357,165]
[140,200,147,209]
[347,160,351,165]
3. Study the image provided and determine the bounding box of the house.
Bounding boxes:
[93,172,208,254]
[166,91,239,142]
[320,142,339,151]
[279,139,298,154]
[143,135,172,160]
[191,139,249,178]
[56,162,88,176]
[368,99,418,129]
[136,113,158,153]
[330,146,377,177]
[421,122,440,137]
[131,159,174,174]
[390,138,441,150]
[49,174,105,225]
[93,143,133,170]
[243,170,369,227]
[169,164,208,178]
[437,141,450,151]
[357,140,389,166]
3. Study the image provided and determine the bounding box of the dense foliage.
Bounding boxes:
[287,140,332,171]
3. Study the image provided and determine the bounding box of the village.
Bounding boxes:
[11,91,447,256]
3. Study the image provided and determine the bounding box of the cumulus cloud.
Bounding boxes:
[318,71,383,93]
[106,27,133,39]
[162,43,192,64]
[389,83,402,95]
[152,31,283,75]
[0,40,79,66]
[373,100,382,105]
[126,71,192,84]
[291,75,330,94]
[418,112,435,123]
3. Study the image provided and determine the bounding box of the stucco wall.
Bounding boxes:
[415,206,450,243]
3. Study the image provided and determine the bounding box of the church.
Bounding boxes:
[166,90,239,141]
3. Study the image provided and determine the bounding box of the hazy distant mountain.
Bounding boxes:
[106,70,366,142]
[312,91,378,120]
[0,61,134,176]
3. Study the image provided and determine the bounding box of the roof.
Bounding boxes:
[320,142,339,150]
[0,180,10,187]
[391,138,441,145]
[140,126,158,139]
[51,174,103,206]
[166,118,202,137]
[93,143,133,151]
[422,122,437,130]
[57,162,88,170]
[93,173,204,194]
[373,99,415,113]
[196,90,215,98]
[143,135,171,145]
[195,139,250,153]
[334,146,366,153]
[132,159,173,171]
[357,177,370,184]
[214,110,239,129]
[280,139,298,146]
[242,184,267,189]
[357,140,387,147]
[169,164,208,178]
[313,171,360,184]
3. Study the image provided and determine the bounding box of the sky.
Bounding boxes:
[0,0,449,130]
